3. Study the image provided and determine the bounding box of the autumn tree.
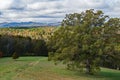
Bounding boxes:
[0,51,3,58]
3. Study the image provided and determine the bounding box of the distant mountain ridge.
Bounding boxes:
[0,22,61,27]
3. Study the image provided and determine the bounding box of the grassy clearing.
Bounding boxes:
[0,57,120,80]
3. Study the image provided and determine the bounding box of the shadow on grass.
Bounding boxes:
[13,57,43,61]
[74,70,120,80]
[100,70,120,80]
[59,68,120,80]
[14,59,34,61]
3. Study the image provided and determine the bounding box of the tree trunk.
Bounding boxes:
[86,59,91,74]
[116,65,120,70]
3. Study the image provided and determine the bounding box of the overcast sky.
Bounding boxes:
[0,0,120,23]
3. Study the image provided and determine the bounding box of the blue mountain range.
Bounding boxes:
[0,22,61,27]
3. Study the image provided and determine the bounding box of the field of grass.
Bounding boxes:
[0,57,120,80]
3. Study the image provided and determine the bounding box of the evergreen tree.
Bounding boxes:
[12,52,19,59]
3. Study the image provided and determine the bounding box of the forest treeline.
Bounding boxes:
[0,27,54,57]
[0,35,48,57]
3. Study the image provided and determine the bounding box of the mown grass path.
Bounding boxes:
[0,57,120,80]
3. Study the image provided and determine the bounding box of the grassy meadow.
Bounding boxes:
[0,57,120,80]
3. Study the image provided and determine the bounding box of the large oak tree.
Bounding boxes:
[48,9,120,74]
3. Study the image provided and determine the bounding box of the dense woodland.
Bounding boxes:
[0,9,120,74]
[0,27,55,57]
[0,35,48,57]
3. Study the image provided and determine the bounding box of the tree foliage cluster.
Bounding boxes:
[48,9,120,74]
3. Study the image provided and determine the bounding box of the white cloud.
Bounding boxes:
[0,0,120,23]
[27,1,63,10]
[0,0,13,10]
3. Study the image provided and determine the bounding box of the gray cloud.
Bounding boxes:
[0,0,120,23]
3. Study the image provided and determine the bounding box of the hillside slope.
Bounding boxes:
[0,57,120,80]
